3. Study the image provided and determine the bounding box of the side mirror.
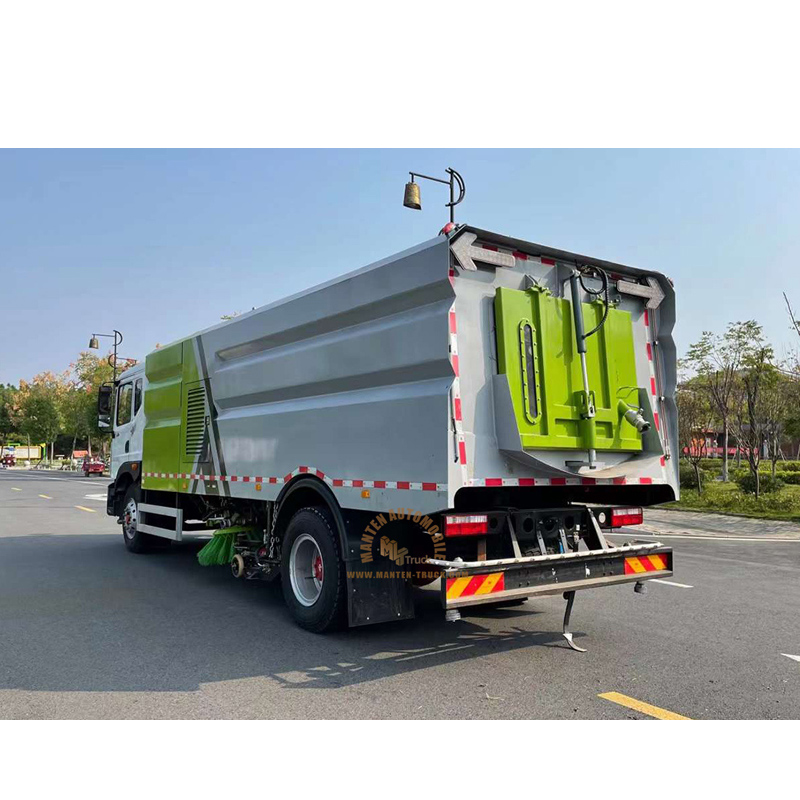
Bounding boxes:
[97,384,113,429]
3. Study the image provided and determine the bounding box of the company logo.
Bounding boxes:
[356,508,446,582]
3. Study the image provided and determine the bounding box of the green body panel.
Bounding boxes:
[495,287,643,452]
[142,338,202,493]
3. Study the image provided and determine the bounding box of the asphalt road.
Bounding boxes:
[1,469,799,719]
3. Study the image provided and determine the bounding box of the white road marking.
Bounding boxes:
[38,494,52,499]
[781,654,800,663]
[1,473,106,487]
[84,493,107,501]
[11,487,21,491]
[650,578,693,588]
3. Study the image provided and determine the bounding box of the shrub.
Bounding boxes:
[679,463,710,489]
[777,471,800,485]
[736,472,784,495]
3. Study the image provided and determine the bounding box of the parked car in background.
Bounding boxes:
[82,457,106,476]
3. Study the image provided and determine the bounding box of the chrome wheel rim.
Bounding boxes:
[123,497,138,539]
[289,533,324,607]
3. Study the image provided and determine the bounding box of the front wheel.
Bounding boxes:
[121,483,160,553]
[281,507,346,633]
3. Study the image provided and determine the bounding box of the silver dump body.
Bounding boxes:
[146,225,677,514]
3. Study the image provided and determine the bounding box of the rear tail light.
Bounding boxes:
[611,507,643,527]
[444,514,489,537]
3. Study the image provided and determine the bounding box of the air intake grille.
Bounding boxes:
[184,386,208,459]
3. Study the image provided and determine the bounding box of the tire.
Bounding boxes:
[121,483,159,554]
[281,506,346,633]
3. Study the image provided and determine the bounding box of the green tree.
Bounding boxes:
[16,374,65,463]
[684,320,764,481]
[730,344,775,498]
[0,384,20,457]
[676,381,713,494]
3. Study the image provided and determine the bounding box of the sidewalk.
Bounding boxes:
[641,508,800,540]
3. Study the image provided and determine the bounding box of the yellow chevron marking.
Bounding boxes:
[599,692,691,720]
[447,576,472,599]
[474,572,503,595]
[626,557,647,573]
[648,554,666,570]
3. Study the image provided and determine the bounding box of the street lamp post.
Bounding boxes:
[88,330,124,384]
[403,167,466,224]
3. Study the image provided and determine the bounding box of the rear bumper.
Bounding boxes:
[430,542,672,609]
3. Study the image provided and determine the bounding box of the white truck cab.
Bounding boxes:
[110,363,146,481]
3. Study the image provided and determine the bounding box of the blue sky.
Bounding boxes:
[2,149,799,385]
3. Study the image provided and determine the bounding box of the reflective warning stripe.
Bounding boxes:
[446,572,505,599]
[624,553,668,574]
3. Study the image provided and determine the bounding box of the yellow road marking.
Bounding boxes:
[39,494,52,499]
[12,487,21,491]
[74,505,97,513]
[598,692,691,720]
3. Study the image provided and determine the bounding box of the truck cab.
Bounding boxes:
[103,363,146,517]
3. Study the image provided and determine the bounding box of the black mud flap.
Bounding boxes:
[342,534,414,627]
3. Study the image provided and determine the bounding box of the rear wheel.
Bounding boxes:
[281,507,346,632]
[121,483,159,553]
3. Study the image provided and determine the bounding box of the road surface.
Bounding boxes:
[1,469,798,719]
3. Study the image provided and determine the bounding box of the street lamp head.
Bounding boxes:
[89,336,99,350]
[403,180,421,210]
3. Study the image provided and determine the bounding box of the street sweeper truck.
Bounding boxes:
[99,223,678,646]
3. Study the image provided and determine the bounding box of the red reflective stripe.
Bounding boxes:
[660,457,666,467]
[458,440,467,464]
[452,355,459,376]
[512,250,528,260]
[332,479,343,487]
[550,478,566,486]
[284,473,293,483]
[373,480,386,489]
[449,310,457,334]
[644,309,650,327]
[581,477,596,485]
[640,477,653,485]
[646,343,653,361]
[541,257,555,265]
[613,477,627,485]
[397,481,411,490]
[461,575,488,596]
[650,377,657,395]
[518,478,535,487]
[352,480,363,488]
[315,469,325,478]
[485,478,503,487]
[483,245,498,252]
[422,482,437,491]
[454,397,462,421]
[653,412,660,431]
[299,466,308,473]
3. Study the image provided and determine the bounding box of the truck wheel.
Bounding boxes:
[281,507,346,633]
[121,483,158,554]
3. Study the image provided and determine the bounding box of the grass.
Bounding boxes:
[667,481,800,523]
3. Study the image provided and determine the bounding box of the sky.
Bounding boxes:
[2,149,799,385]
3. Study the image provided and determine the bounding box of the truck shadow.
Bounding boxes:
[0,534,581,695]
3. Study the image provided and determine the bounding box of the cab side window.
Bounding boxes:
[133,379,143,416]
[116,383,133,426]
